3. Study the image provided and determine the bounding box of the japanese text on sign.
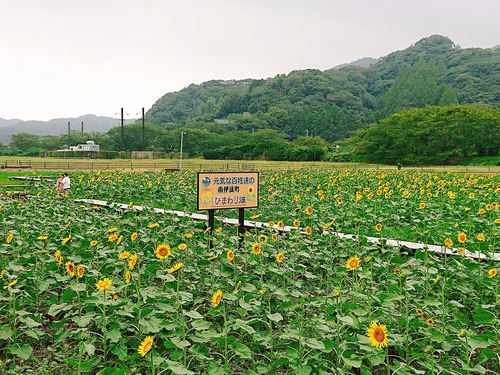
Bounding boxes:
[197,172,259,210]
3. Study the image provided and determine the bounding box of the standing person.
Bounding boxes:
[61,173,71,197]
[55,174,64,196]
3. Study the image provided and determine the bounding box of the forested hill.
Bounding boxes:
[146,35,499,143]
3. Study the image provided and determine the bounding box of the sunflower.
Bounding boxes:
[108,227,118,233]
[227,250,235,261]
[419,202,426,209]
[488,268,497,278]
[457,232,467,244]
[138,336,154,357]
[375,223,382,232]
[346,256,360,271]
[426,318,435,326]
[119,251,131,259]
[476,234,485,241]
[95,278,112,291]
[494,218,500,224]
[305,226,312,235]
[268,221,275,228]
[116,235,123,245]
[207,255,219,261]
[90,240,98,247]
[293,220,300,227]
[37,235,48,240]
[108,233,118,242]
[478,208,486,215]
[155,244,171,259]
[331,289,340,297]
[65,261,76,277]
[272,233,278,241]
[168,262,183,274]
[54,250,63,264]
[305,206,313,215]
[252,243,262,255]
[276,252,285,263]
[337,197,343,205]
[4,279,18,289]
[184,233,193,239]
[62,235,72,245]
[125,271,131,284]
[148,223,159,229]
[277,221,284,229]
[77,265,85,278]
[457,247,466,255]
[444,238,453,247]
[258,234,268,244]
[178,243,187,250]
[211,289,223,307]
[415,308,423,316]
[128,254,138,270]
[130,232,138,241]
[367,322,389,349]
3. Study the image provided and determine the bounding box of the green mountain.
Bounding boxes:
[146,35,499,143]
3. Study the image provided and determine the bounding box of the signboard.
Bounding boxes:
[197,172,259,210]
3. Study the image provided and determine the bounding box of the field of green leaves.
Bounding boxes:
[1,169,499,374]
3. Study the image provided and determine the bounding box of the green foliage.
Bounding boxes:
[352,105,500,165]
[144,35,499,146]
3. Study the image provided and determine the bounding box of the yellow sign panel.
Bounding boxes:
[197,172,259,210]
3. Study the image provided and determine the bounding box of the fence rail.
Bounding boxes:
[1,158,499,173]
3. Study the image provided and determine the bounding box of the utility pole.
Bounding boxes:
[179,131,186,170]
[141,107,145,151]
[120,107,124,151]
[81,121,84,133]
[67,121,70,135]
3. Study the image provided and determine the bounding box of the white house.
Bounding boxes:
[68,141,100,152]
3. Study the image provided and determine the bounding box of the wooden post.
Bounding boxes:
[238,208,245,249]
[208,209,215,249]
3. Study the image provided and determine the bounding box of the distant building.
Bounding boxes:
[61,141,100,152]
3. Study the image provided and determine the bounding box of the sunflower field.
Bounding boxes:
[0,169,499,374]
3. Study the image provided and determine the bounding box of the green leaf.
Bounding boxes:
[84,343,96,356]
[97,367,128,375]
[171,337,191,349]
[166,360,196,374]
[191,320,212,330]
[111,342,127,360]
[305,339,325,350]
[266,313,283,322]
[139,316,163,333]
[473,308,495,325]
[69,282,87,292]
[107,328,122,343]
[8,343,33,360]
[296,366,312,375]
[0,325,12,339]
[73,312,95,327]
[234,343,252,359]
[184,310,203,319]
[47,303,69,317]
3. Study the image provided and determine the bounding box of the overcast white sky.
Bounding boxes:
[1,0,499,121]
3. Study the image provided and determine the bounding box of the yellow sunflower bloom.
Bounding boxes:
[488,268,497,278]
[95,278,112,291]
[77,265,85,278]
[211,289,223,307]
[168,262,183,274]
[367,321,389,349]
[276,252,285,263]
[138,336,154,357]
[130,232,138,241]
[155,244,171,259]
[65,261,76,277]
[457,232,467,244]
[227,250,235,261]
[128,254,138,270]
[252,243,262,255]
[346,256,360,271]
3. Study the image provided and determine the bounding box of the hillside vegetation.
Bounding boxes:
[146,35,499,143]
